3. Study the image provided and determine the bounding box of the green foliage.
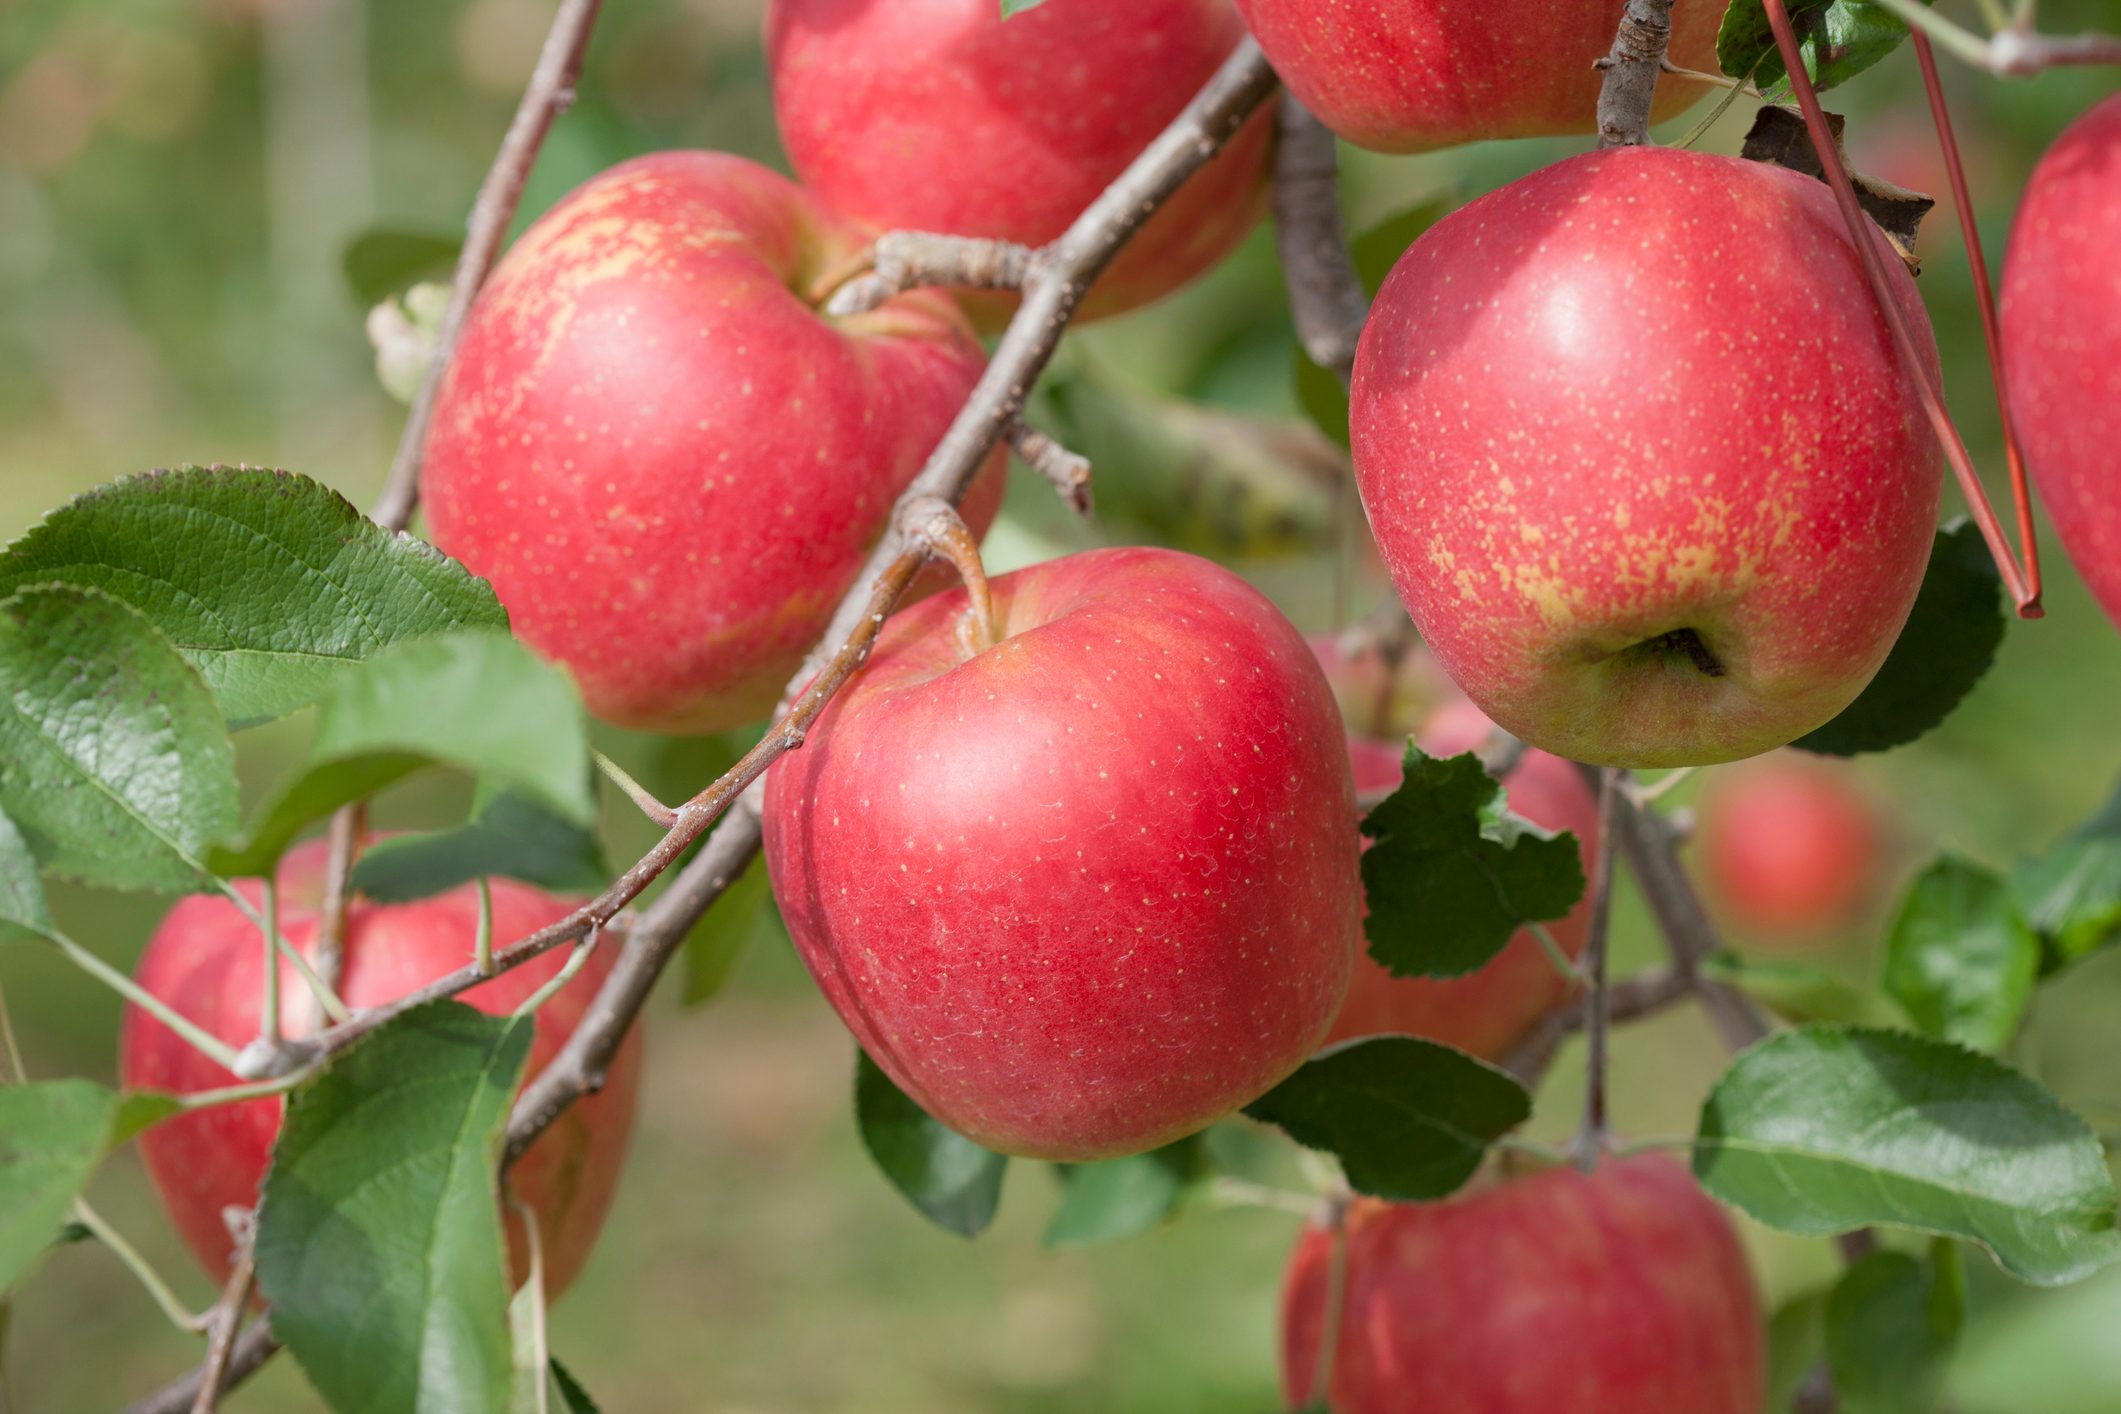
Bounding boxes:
[0,467,507,730]
[854,1053,1007,1238]
[999,0,1049,15]
[1695,1026,2120,1284]
[1701,952,1909,1029]
[256,1001,532,1414]
[0,807,54,946]
[342,229,462,306]
[1796,521,2005,757]
[679,849,777,1007]
[215,631,594,874]
[352,791,608,903]
[1826,1243,1965,1414]
[1765,1289,1830,1411]
[1883,858,2040,1051]
[2010,772,2121,972]
[1291,202,1450,446]
[1360,747,1585,978]
[0,584,236,893]
[1951,1263,2121,1414]
[1045,1137,1211,1249]
[1718,0,1932,98]
[0,1082,115,1297]
[1242,1037,1530,1202]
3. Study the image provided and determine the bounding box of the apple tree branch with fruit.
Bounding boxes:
[2,1,2119,1411]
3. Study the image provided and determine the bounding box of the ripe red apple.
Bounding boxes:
[120,840,642,1298]
[762,546,1359,1160]
[1306,631,1460,741]
[1282,1153,1765,1413]
[1698,755,1885,944]
[765,0,1273,323]
[1329,697,1601,1060]
[2002,94,2121,631]
[1232,0,1723,154]
[1352,147,1943,768]
[422,151,1006,733]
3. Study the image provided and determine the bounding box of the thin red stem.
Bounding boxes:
[1910,31,2042,608]
[1763,0,2042,617]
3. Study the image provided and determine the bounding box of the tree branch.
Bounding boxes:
[1570,768,1623,1166]
[822,232,1036,318]
[1271,99,1367,385]
[122,38,1281,1414]
[1595,0,1676,148]
[1865,0,2121,74]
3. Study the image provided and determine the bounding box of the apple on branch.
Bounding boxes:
[1352,146,1944,769]
[763,545,1360,1161]
[422,151,1007,734]
[1698,754,1888,945]
[121,840,641,1299]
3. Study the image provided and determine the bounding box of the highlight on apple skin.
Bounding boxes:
[2002,92,2121,633]
[1232,0,1723,154]
[762,545,1360,1161]
[1352,146,1944,769]
[422,151,1006,734]
[121,840,642,1299]
[766,0,1274,324]
[1281,1153,1766,1414]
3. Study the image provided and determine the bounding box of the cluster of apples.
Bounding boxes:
[112,0,2119,1394]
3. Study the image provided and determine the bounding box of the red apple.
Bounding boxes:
[1329,697,1601,1060]
[1698,754,1884,943]
[762,546,1359,1160]
[422,151,1006,733]
[1306,631,1460,741]
[1352,147,1943,768]
[120,840,642,1299]
[1282,1153,1765,1413]
[765,0,1274,323]
[1232,0,1724,154]
[2002,94,2121,631]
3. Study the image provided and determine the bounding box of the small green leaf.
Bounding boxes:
[550,1358,600,1413]
[1243,1037,1530,1202]
[1765,1289,1830,1412]
[342,229,462,306]
[1044,1137,1211,1249]
[1360,747,1585,978]
[999,0,1049,15]
[1718,0,1931,97]
[256,1001,532,1414]
[1883,857,2040,1052]
[1694,1025,2121,1285]
[214,631,593,874]
[679,849,776,1007]
[0,1081,117,1296]
[0,807,53,946]
[0,467,507,729]
[0,585,237,893]
[1950,1263,2121,1414]
[1701,952,1909,1029]
[1796,520,2005,757]
[1826,1244,1964,1414]
[351,791,607,904]
[2010,773,2121,972]
[855,1052,1007,1238]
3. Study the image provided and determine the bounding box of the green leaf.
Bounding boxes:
[1044,1137,1211,1249]
[1950,1263,2121,1414]
[1694,1025,2121,1285]
[854,1052,1007,1238]
[1242,1037,1531,1202]
[0,807,53,946]
[1717,0,1930,97]
[999,0,1048,15]
[549,1358,600,1414]
[1359,747,1585,978]
[255,1001,532,1414]
[1883,858,2040,1052]
[1795,520,2005,757]
[1701,952,1909,1029]
[679,848,775,1007]
[1290,202,1449,447]
[0,1081,116,1296]
[0,467,507,730]
[1765,1289,1829,1412]
[350,791,607,904]
[2010,773,2121,972]
[342,229,462,306]
[214,631,593,874]
[1826,1244,1965,1414]
[0,585,237,893]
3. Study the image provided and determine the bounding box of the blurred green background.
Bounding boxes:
[2,1,2119,1409]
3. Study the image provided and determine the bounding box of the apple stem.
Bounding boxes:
[1762,0,2044,617]
[73,1198,208,1337]
[1569,768,1624,1172]
[1305,1189,1354,1411]
[594,750,680,828]
[1006,418,1095,517]
[1593,0,1676,149]
[898,497,1003,655]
